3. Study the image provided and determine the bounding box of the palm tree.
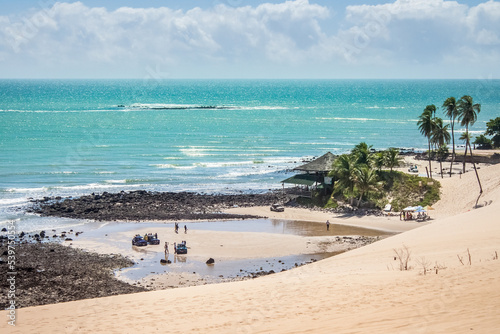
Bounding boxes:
[431,118,450,178]
[459,131,470,170]
[431,118,450,148]
[373,151,385,172]
[458,95,480,172]
[331,154,358,205]
[436,145,449,178]
[385,148,403,172]
[351,142,374,167]
[442,97,459,177]
[417,105,436,178]
[458,95,482,202]
[355,166,379,204]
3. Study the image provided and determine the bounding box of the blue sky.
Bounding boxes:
[0,0,499,78]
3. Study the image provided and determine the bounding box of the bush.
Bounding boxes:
[473,135,492,149]
[324,196,338,209]
[374,171,441,211]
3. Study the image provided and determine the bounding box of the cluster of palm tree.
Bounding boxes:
[417,105,450,178]
[329,143,402,206]
[418,95,483,202]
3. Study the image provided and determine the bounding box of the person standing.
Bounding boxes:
[173,242,177,254]
[164,241,169,254]
[184,225,187,234]
[326,220,330,231]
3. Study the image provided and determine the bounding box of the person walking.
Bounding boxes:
[326,220,330,231]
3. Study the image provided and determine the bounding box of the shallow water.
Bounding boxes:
[117,251,337,284]
[62,218,390,285]
[71,218,393,238]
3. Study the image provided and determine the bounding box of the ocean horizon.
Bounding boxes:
[1,78,498,231]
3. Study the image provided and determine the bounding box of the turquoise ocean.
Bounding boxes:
[1,79,499,232]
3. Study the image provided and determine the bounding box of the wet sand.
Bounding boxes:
[66,218,386,290]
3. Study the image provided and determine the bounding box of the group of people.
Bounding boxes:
[174,223,187,234]
[163,223,188,254]
[400,211,427,221]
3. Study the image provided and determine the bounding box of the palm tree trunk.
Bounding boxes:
[449,120,455,177]
[463,126,469,173]
[468,141,483,207]
[428,139,432,179]
[462,143,468,173]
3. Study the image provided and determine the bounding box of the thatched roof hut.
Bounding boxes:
[281,152,336,197]
[293,152,335,174]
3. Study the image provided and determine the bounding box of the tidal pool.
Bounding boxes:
[82,218,392,287]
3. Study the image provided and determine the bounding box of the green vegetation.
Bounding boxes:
[458,95,481,176]
[373,171,440,212]
[484,117,500,148]
[473,134,492,149]
[419,95,483,205]
[417,104,452,179]
[321,142,440,211]
[442,96,459,171]
[417,105,437,177]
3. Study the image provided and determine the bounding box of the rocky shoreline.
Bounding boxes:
[0,242,146,309]
[28,190,286,221]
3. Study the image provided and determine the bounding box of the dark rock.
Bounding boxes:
[1,228,6,232]
[0,242,145,308]
[28,191,284,221]
[206,258,215,265]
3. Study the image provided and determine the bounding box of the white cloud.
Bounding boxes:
[0,0,333,77]
[0,0,498,78]
[339,0,500,74]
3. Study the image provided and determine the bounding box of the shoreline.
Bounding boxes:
[4,162,500,333]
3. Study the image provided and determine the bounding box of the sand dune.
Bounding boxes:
[3,164,500,333]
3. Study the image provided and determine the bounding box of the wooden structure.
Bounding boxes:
[281,152,336,197]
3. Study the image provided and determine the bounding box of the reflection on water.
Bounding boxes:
[75,218,390,286]
[269,219,392,237]
[74,218,392,240]
[118,250,337,283]
[186,219,393,237]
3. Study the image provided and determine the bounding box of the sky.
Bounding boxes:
[0,0,499,79]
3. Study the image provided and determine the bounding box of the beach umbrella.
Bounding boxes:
[425,205,435,211]
[403,206,415,211]
[415,207,426,213]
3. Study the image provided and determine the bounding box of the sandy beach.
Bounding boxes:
[2,159,500,333]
